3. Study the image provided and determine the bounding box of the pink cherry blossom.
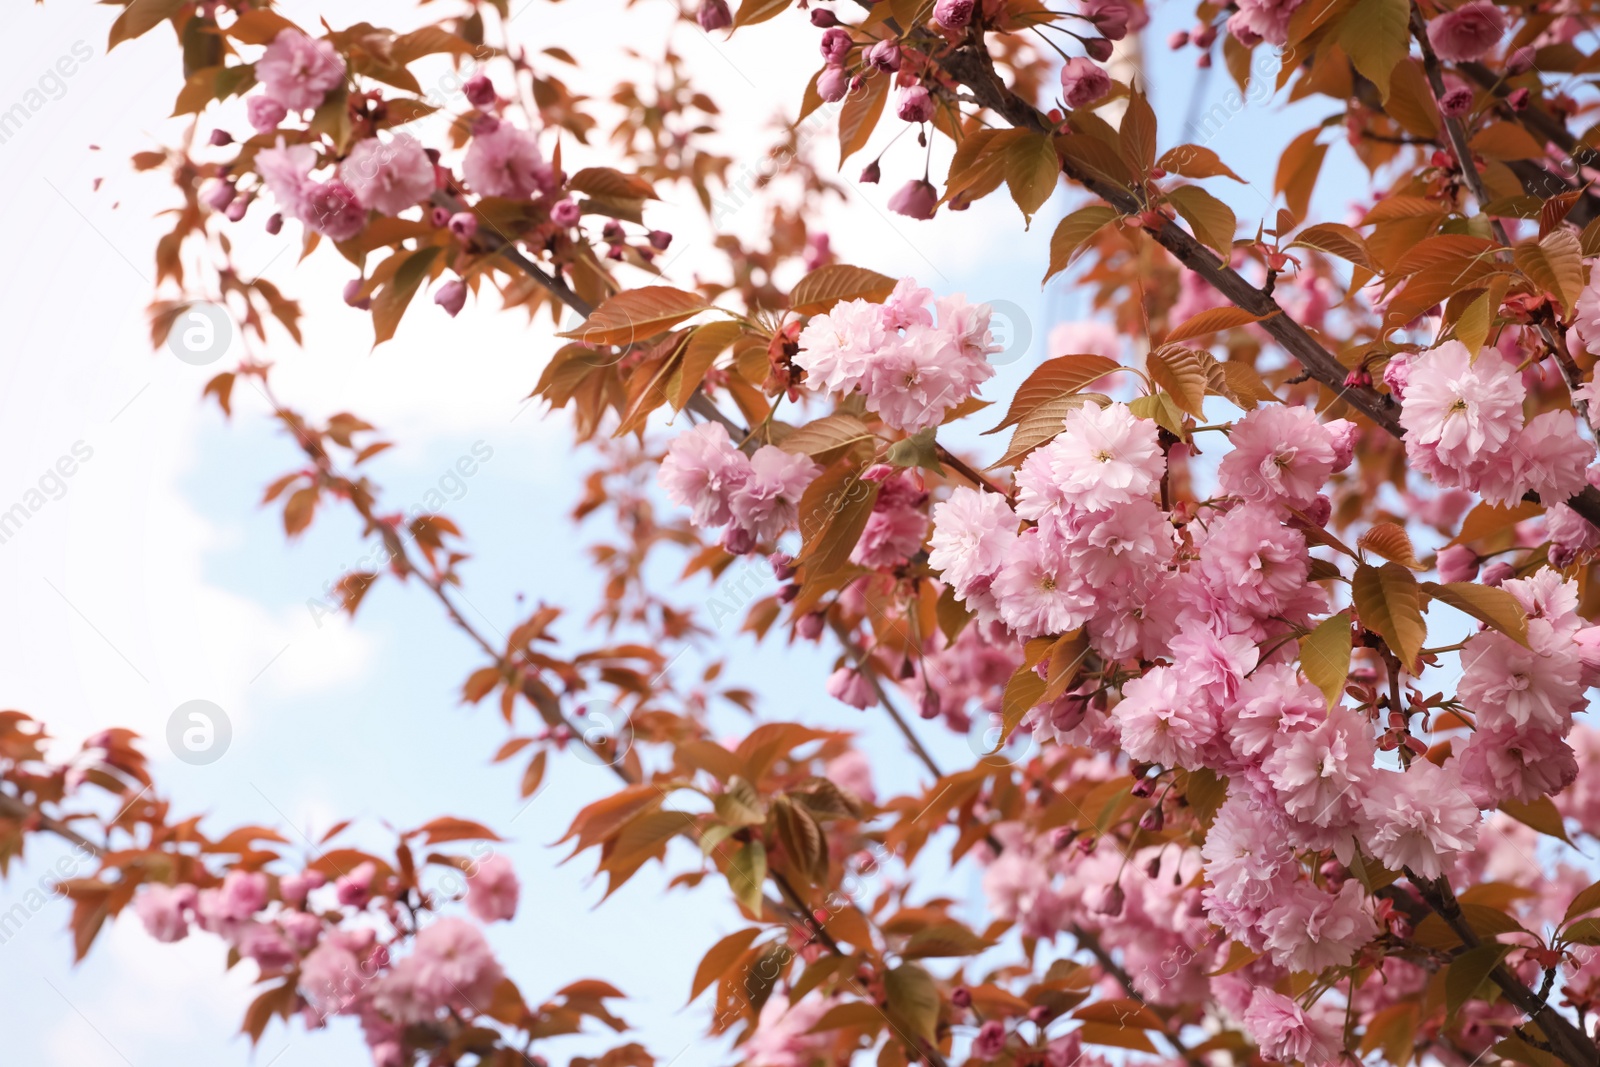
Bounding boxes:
[257,31,345,111]
[1059,57,1111,109]
[994,530,1095,637]
[1260,879,1378,972]
[1112,666,1215,767]
[1457,630,1584,733]
[463,122,555,199]
[1456,723,1578,807]
[659,423,749,528]
[1243,989,1339,1065]
[1426,2,1508,62]
[135,883,195,943]
[1263,707,1374,831]
[825,667,876,709]
[1399,342,1525,476]
[1360,760,1480,879]
[1217,405,1339,509]
[743,993,840,1067]
[342,135,436,217]
[1228,663,1325,760]
[928,487,1017,596]
[465,854,520,923]
[1040,401,1164,511]
[727,446,819,543]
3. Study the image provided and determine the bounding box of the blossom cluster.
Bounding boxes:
[133,855,520,1066]
[658,422,820,554]
[795,278,1000,432]
[1391,341,1592,508]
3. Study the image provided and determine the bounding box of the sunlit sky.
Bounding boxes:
[0,2,1361,1064]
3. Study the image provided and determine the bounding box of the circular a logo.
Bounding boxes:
[965,707,1040,766]
[985,299,1033,367]
[570,699,635,767]
[165,302,234,366]
[166,700,231,766]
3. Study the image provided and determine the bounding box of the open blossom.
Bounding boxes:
[256,140,318,219]
[1112,666,1215,767]
[1456,723,1578,807]
[727,447,819,542]
[1228,663,1325,760]
[851,469,929,568]
[994,530,1094,637]
[929,487,1016,595]
[1261,880,1378,972]
[795,298,885,393]
[463,122,555,199]
[1426,2,1507,61]
[341,135,435,216]
[257,31,344,111]
[1398,342,1525,474]
[304,180,367,241]
[1457,630,1584,733]
[1059,57,1111,109]
[744,994,839,1067]
[1243,989,1339,1065]
[1361,760,1480,879]
[465,854,520,923]
[375,918,504,1023]
[1217,405,1338,509]
[1226,0,1305,45]
[659,423,748,528]
[1263,707,1373,831]
[135,883,196,943]
[1192,504,1310,619]
[826,667,876,709]
[1028,401,1163,512]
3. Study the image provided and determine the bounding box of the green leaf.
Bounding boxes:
[886,427,945,475]
[883,963,940,1043]
[726,840,767,914]
[1352,562,1427,669]
[1337,0,1410,101]
[1446,943,1512,1017]
[1300,611,1353,709]
[1004,133,1061,224]
[1421,581,1531,647]
[371,247,442,348]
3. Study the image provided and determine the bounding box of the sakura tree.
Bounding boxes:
[13,0,1600,1064]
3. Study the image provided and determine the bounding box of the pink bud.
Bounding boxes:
[796,612,826,640]
[1324,418,1357,471]
[429,206,450,227]
[825,667,876,710]
[1192,23,1217,47]
[951,987,973,1009]
[247,95,288,133]
[817,65,851,102]
[888,178,938,220]
[343,278,372,310]
[896,84,936,123]
[867,40,902,72]
[859,158,881,183]
[697,0,733,30]
[1481,561,1515,586]
[810,8,838,26]
[202,179,235,212]
[1439,86,1474,118]
[820,27,853,65]
[1084,37,1114,61]
[918,688,941,719]
[648,229,673,251]
[1507,87,1530,111]
[209,128,234,146]
[225,196,249,222]
[1060,56,1112,109]
[1436,544,1480,584]
[1303,494,1332,528]
[448,212,478,240]
[1168,30,1190,48]
[463,73,496,109]
[933,0,974,29]
[551,198,581,226]
[266,212,284,235]
[434,279,467,317]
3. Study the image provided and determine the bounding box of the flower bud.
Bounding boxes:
[225,196,249,222]
[1481,561,1515,586]
[867,40,902,72]
[448,212,478,240]
[918,688,941,719]
[1084,37,1114,61]
[1507,86,1531,111]
[551,198,581,226]
[429,206,450,227]
[433,278,467,317]
[697,0,733,30]
[820,27,853,65]
[247,95,288,133]
[950,987,973,1009]
[463,73,496,109]
[817,65,851,102]
[648,229,673,251]
[1168,30,1190,48]
[810,8,838,27]
[1439,86,1474,117]
[933,0,974,29]
[209,128,234,146]
[266,212,284,235]
[1436,544,1480,584]
[202,179,235,212]
[859,159,881,183]
[896,84,935,123]
[796,612,826,640]
[887,178,938,220]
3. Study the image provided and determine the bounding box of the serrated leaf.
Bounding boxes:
[1147,347,1209,417]
[1421,581,1530,647]
[1167,185,1236,255]
[726,840,767,914]
[1353,563,1427,668]
[1449,500,1543,546]
[1300,611,1352,708]
[1288,222,1374,270]
[1565,881,1600,924]
[1276,129,1328,223]
[1045,204,1120,283]
[690,928,763,1002]
[791,264,898,315]
[1165,306,1272,344]
[1118,90,1158,177]
[883,963,940,1042]
[673,321,744,409]
[991,393,1111,468]
[1359,522,1423,569]
[1500,795,1573,844]
[1337,0,1409,100]
[987,355,1120,433]
[781,414,877,466]
[371,247,441,348]
[1005,133,1061,223]
[560,286,709,347]
[886,427,945,474]
[1514,229,1584,315]
[838,74,888,167]
[1157,144,1244,182]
